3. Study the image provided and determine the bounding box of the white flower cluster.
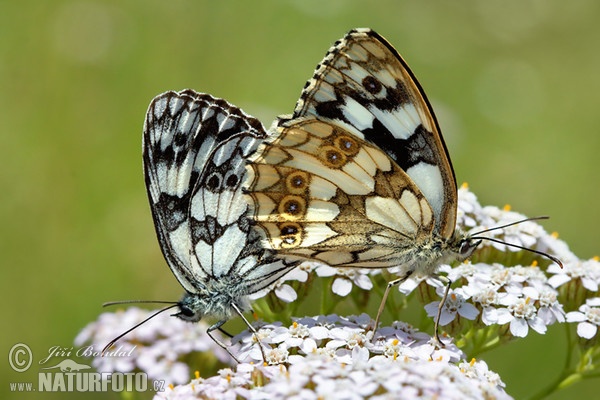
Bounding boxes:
[75,185,600,398]
[75,307,233,384]
[548,257,600,293]
[155,314,509,400]
[155,354,510,400]
[426,262,566,337]
[231,313,464,364]
[76,310,510,398]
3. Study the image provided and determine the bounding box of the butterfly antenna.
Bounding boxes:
[469,216,563,268]
[101,303,179,356]
[470,216,549,236]
[103,300,177,307]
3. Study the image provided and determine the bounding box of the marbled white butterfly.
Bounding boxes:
[105,90,298,361]
[245,28,560,340]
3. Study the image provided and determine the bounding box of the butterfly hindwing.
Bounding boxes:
[247,118,435,268]
[143,90,293,295]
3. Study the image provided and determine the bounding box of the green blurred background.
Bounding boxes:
[2,1,599,399]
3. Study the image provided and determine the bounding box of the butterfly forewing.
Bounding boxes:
[293,28,457,238]
[143,90,293,295]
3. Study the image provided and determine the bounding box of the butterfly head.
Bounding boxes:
[174,292,206,323]
[450,232,482,263]
[173,289,250,323]
[428,230,481,272]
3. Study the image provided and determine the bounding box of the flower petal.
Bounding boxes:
[510,318,529,337]
[577,322,598,339]
[332,278,352,296]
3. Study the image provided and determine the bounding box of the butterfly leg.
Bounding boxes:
[231,302,268,363]
[432,274,452,346]
[206,319,241,363]
[372,270,413,338]
[218,327,234,338]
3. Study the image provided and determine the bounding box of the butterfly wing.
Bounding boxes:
[143,90,294,295]
[246,29,457,268]
[248,118,436,268]
[191,133,298,293]
[294,28,457,238]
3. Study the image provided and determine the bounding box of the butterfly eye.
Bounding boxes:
[459,239,476,257]
[180,306,194,317]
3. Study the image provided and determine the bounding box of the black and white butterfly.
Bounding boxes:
[245,28,560,341]
[106,90,298,361]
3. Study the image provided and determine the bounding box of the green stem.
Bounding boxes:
[320,278,328,315]
[321,277,340,315]
[580,371,600,379]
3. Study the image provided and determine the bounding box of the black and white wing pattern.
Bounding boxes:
[143,90,297,327]
[246,28,479,275]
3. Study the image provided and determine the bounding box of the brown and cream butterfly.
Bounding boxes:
[245,28,487,339]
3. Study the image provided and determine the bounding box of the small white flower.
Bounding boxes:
[489,264,513,288]
[457,185,491,228]
[265,343,289,365]
[270,321,321,354]
[446,261,479,282]
[425,287,479,326]
[316,265,373,296]
[566,297,600,339]
[233,324,280,362]
[510,265,547,285]
[469,285,501,325]
[381,339,411,360]
[459,358,506,389]
[506,296,547,337]
[535,286,565,324]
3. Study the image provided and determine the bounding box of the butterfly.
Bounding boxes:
[245,28,485,341]
[137,89,298,361]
